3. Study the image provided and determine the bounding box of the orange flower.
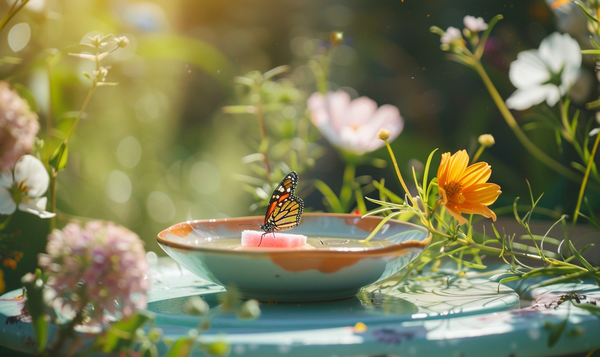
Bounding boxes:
[437,150,501,225]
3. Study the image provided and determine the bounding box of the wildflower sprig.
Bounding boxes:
[368,130,600,291]
[48,34,129,223]
[431,16,587,186]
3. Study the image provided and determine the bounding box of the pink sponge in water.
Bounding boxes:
[241,230,307,248]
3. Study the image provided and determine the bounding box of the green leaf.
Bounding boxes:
[547,318,568,348]
[100,311,154,352]
[221,105,255,114]
[422,148,438,199]
[569,240,596,272]
[448,255,487,269]
[498,276,521,284]
[49,141,68,172]
[575,2,599,24]
[263,65,290,80]
[313,179,343,213]
[12,83,38,113]
[165,337,196,357]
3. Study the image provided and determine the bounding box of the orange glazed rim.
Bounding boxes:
[156,212,432,258]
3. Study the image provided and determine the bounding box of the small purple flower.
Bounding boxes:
[0,82,39,171]
[39,221,150,321]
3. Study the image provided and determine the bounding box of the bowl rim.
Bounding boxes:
[157,213,432,258]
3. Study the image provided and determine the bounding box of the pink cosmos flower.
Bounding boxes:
[39,221,150,321]
[307,91,404,156]
[0,82,39,170]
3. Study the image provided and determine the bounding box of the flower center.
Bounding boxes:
[351,124,361,131]
[445,181,464,204]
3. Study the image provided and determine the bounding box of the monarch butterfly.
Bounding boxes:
[259,171,304,245]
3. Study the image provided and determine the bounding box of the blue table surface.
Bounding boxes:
[1,257,599,357]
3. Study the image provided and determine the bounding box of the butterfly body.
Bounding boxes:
[259,171,304,244]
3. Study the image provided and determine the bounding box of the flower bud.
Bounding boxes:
[115,36,129,48]
[236,299,261,320]
[478,134,495,147]
[378,128,391,140]
[184,296,209,316]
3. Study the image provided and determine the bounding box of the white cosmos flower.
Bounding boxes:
[307,91,404,156]
[506,32,581,110]
[0,155,55,218]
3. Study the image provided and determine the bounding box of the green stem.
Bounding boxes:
[339,159,356,212]
[384,139,418,208]
[473,62,582,184]
[47,299,87,356]
[455,237,585,268]
[570,131,600,235]
[0,0,22,33]
[49,82,97,220]
[65,83,96,145]
[471,145,485,164]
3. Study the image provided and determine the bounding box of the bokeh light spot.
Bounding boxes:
[106,170,132,203]
[117,136,142,168]
[147,191,176,223]
[189,161,220,195]
[8,23,31,52]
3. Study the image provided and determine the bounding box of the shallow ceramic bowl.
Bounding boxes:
[157,213,431,302]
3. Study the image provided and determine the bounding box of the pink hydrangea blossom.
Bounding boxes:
[0,82,39,170]
[39,221,150,321]
[307,91,404,156]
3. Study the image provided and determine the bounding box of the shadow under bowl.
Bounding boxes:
[157,213,431,302]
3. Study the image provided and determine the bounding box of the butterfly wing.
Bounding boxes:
[261,171,303,232]
[264,196,304,231]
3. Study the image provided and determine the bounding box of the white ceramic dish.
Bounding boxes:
[157,213,431,302]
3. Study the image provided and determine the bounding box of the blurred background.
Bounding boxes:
[1,0,598,288]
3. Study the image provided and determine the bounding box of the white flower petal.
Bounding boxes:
[0,170,13,189]
[543,84,562,107]
[326,91,352,132]
[506,85,556,110]
[18,197,55,218]
[348,97,378,126]
[509,50,550,89]
[539,32,581,74]
[463,16,488,32]
[441,27,462,44]
[0,186,16,215]
[13,155,49,198]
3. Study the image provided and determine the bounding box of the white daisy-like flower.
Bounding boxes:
[506,32,581,110]
[463,16,488,32]
[440,27,462,44]
[0,155,55,218]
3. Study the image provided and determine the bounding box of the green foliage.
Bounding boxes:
[95,311,155,353]
[21,270,47,353]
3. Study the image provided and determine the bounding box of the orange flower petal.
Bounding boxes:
[459,162,491,187]
[461,183,502,205]
[444,203,469,225]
